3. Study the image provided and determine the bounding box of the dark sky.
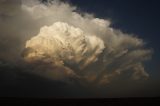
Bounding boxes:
[66,0,160,97]
[68,0,160,79]
[0,0,160,98]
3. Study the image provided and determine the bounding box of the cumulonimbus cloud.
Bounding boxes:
[0,0,153,85]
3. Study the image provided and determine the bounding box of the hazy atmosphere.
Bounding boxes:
[0,0,160,98]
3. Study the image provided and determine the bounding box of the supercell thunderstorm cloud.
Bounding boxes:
[0,0,152,86]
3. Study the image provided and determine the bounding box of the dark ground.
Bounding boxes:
[0,97,160,106]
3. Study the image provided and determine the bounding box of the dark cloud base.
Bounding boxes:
[0,63,160,98]
[0,63,93,98]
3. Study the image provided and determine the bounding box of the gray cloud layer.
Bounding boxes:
[0,0,153,86]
